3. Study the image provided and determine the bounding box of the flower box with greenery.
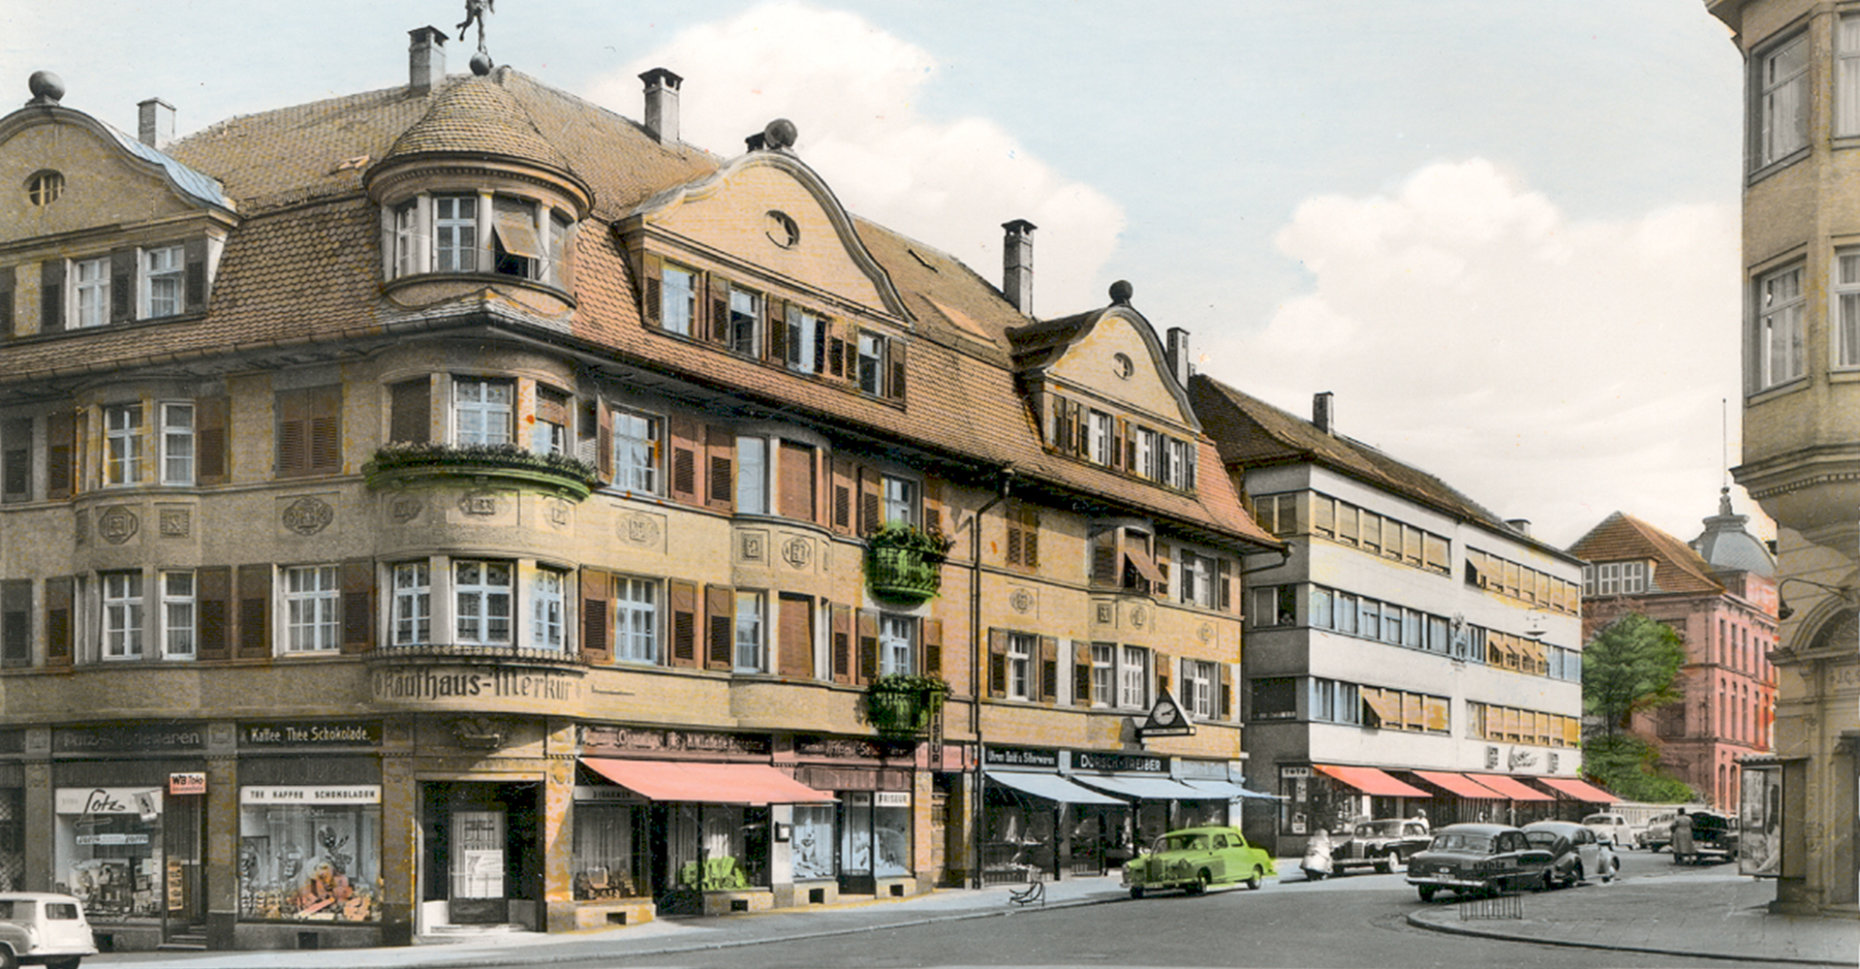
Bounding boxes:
[363,442,602,500]
[865,673,952,736]
[865,522,954,604]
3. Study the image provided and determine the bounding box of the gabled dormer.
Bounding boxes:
[617,122,914,405]
[1010,281,1203,493]
[0,72,236,340]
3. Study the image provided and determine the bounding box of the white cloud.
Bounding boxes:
[590,1,1123,314]
[1208,158,1755,547]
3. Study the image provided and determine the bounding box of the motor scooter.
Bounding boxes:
[1301,828,1334,881]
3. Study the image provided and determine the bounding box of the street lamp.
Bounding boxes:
[1775,577,1856,621]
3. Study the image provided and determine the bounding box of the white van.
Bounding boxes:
[0,893,97,969]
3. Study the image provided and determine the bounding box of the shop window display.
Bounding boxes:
[840,792,911,879]
[572,801,648,900]
[981,789,1054,884]
[238,788,381,922]
[0,789,20,890]
[55,787,163,919]
[790,804,836,881]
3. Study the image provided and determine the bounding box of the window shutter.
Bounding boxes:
[72,409,87,492]
[1220,664,1234,720]
[237,564,272,660]
[704,584,734,670]
[197,567,231,661]
[887,340,907,401]
[1125,424,1137,470]
[308,386,341,473]
[777,442,815,521]
[183,237,208,313]
[1023,507,1040,569]
[0,265,14,339]
[45,576,74,667]
[388,377,431,445]
[831,457,854,535]
[704,425,734,511]
[1155,651,1172,702]
[1039,635,1058,703]
[194,395,230,485]
[580,568,612,665]
[39,260,64,334]
[923,477,945,536]
[1073,404,1088,460]
[1110,417,1126,471]
[340,558,375,654]
[706,273,730,345]
[1006,521,1023,566]
[829,335,846,378]
[1091,538,1118,587]
[668,579,699,667]
[641,252,663,328]
[669,416,701,506]
[767,298,788,364]
[813,316,830,374]
[858,466,881,536]
[1,418,28,503]
[856,610,878,685]
[110,248,134,324]
[45,409,74,499]
[1073,642,1094,707]
[0,579,30,668]
[596,400,614,485]
[1217,557,1232,612]
[277,390,307,476]
[777,594,812,678]
[920,617,943,677]
[987,630,1007,699]
[831,603,852,684]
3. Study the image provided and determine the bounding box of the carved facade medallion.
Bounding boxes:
[618,512,663,547]
[98,506,139,545]
[1198,622,1213,642]
[159,508,190,537]
[740,533,765,562]
[281,496,334,536]
[458,491,500,516]
[1130,605,1149,629]
[389,495,423,524]
[1010,588,1035,615]
[1094,602,1115,625]
[73,508,88,546]
[451,716,505,750]
[545,497,573,528]
[781,536,813,569]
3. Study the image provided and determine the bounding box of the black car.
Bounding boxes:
[1406,823,1555,901]
[1333,818,1432,874]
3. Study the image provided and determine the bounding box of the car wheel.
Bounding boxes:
[0,946,19,969]
[1374,854,1393,875]
[1129,885,1145,900]
[1570,862,1584,888]
[1188,869,1211,895]
[1246,866,1263,890]
[1417,884,1437,902]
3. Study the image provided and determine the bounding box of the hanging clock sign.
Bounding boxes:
[1138,688,1196,739]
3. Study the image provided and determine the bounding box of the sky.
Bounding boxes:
[2,0,1763,551]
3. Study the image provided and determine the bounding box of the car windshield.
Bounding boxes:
[1581,814,1615,825]
[1430,832,1491,852]
[1355,821,1404,838]
[1523,831,1561,848]
[1160,834,1211,852]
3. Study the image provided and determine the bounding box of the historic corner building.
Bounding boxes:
[0,25,1282,951]
[1188,382,1598,856]
[1568,494,1779,813]
[1706,0,1860,918]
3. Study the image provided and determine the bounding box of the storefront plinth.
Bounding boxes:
[700,889,774,916]
[782,880,841,907]
[561,898,654,930]
[206,910,235,950]
[90,922,160,953]
[234,922,383,951]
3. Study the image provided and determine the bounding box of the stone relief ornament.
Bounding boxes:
[73,508,88,546]
[546,497,573,528]
[781,536,813,569]
[98,506,139,545]
[159,508,190,537]
[451,716,505,750]
[1198,622,1214,642]
[1130,605,1149,629]
[618,512,663,547]
[1094,602,1115,625]
[458,491,499,516]
[281,496,334,536]
[389,495,423,524]
[740,532,765,562]
[1010,588,1035,615]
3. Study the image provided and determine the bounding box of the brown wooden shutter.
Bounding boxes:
[195,395,230,485]
[856,610,878,685]
[45,409,74,499]
[277,387,340,476]
[887,340,907,401]
[580,568,612,665]
[1091,536,1118,587]
[340,558,375,654]
[183,237,208,313]
[669,416,702,506]
[1217,557,1233,612]
[45,576,73,667]
[1023,507,1040,569]
[1006,515,1023,567]
[641,252,663,328]
[668,579,699,667]
[196,567,231,661]
[777,442,814,521]
[0,265,15,339]
[110,248,134,324]
[596,400,614,485]
[39,260,63,334]
[922,618,943,677]
[1110,417,1126,471]
[236,564,271,660]
[704,425,734,511]
[1,418,27,503]
[813,315,830,374]
[1219,664,1233,720]
[1039,635,1058,703]
[767,298,788,365]
[1125,424,1138,470]
[704,584,734,670]
[987,630,1007,698]
[707,273,730,345]
[1073,641,1094,707]
[923,477,945,536]
[1155,651,1172,703]
[389,377,431,444]
[777,593,812,678]
[0,579,29,667]
[309,386,341,473]
[829,333,847,378]
[858,466,881,536]
[831,457,854,535]
[831,603,852,684]
[72,408,87,492]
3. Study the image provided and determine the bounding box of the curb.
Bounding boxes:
[1403,909,1853,967]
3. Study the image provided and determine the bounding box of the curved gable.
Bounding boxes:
[0,107,232,239]
[1045,307,1199,432]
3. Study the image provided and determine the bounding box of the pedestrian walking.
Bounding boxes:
[1671,807,1694,863]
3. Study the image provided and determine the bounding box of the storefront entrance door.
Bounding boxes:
[162,792,205,938]
[420,782,540,929]
[448,811,505,924]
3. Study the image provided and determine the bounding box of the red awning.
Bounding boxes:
[1537,776,1616,803]
[1413,770,1506,799]
[1313,764,1429,798]
[1467,773,1554,801]
[582,758,836,805]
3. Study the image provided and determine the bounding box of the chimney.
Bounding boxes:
[137,98,173,149]
[409,26,448,95]
[1312,391,1335,434]
[1166,327,1192,387]
[640,68,683,144]
[1002,219,1036,316]
[1506,518,1532,537]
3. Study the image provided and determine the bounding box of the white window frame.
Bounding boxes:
[1837,249,1860,369]
[661,264,696,336]
[727,285,761,357]
[143,245,184,318]
[1006,632,1034,701]
[1087,411,1113,465]
[785,306,819,373]
[1090,642,1115,707]
[857,332,887,396]
[392,561,431,646]
[1759,33,1809,168]
[159,570,194,660]
[734,591,765,673]
[1165,438,1187,488]
[104,402,144,487]
[160,401,194,486]
[613,408,661,494]
[1597,562,1621,596]
[74,256,109,329]
[102,570,143,660]
[434,194,478,273]
[530,567,566,652]
[1841,16,1860,138]
[880,614,915,677]
[454,559,513,647]
[1180,550,1214,609]
[393,199,421,278]
[614,576,658,664]
[453,377,513,446]
[1757,264,1806,391]
[736,435,769,514]
[1183,659,1216,720]
[882,475,916,527]
[1135,428,1158,480]
[1118,644,1148,710]
[1621,561,1647,595]
[283,565,340,654]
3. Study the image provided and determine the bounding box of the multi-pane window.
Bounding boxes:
[661,264,696,336]
[784,306,819,373]
[1757,264,1805,390]
[490,197,542,279]
[530,568,565,651]
[1249,677,1297,721]
[74,257,109,329]
[1759,34,1808,167]
[1251,585,1296,628]
[1135,428,1157,479]
[145,245,184,318]
[1179,550,1215,608]
[283,565,339,653]
[736,436,768,514]
[727,287,761,356]
[1309,677,1362,725]
[1087,411,1113,465]
[1838,250,1860,368]
[857,333,887,396]
[1006,633,1034,701]
[434,195,478,273]
[882,475,915,526]
[613,409,661,493]
[160,402,193,485]
[1183,660,1216,719]
[614,577,657,664]
[1090,643,1115,706]
[104,403,143,486]
[531,388,569,458]
[102,571,143,659]
[1843,17,1860,137]
[455,560,512,646]
[392,561,432,645]
[734,591,764,672]
[1118,645,1148,709]
[880,615,914,676]
[160,571,194,659]
[454,377,513,446]
[394,201,420,277]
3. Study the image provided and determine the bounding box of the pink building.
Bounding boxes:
[1568,491,1778,811]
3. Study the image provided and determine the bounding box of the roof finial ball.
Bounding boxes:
[27,70,64,106]
[1109,280,1134,306]
[764,118,798,151]
[469,51,494,76]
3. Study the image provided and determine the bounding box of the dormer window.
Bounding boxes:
[73,257,109,329]
[145,246,183,318]
[386,193,573,289]
[1585,561,1648,596]
[434,195,478,273]
[857,333,887,395]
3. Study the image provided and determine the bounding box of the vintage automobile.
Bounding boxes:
[0,892,97,969]
[1406,823,1555,902]
[1674,811,1739,865]
[1122,826,1275,898]
[1522,820,1620,887]
[1581,811,1635,848]
[1332,818,1432,874]
[1638,812,1677,851]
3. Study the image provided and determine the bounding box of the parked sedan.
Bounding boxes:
[1522,820,1619,887]
[1406,823,1555,902]
[0,892,97,969]
[1638,813,1677,851]
[1123,826,1275,898]
[1581,811,1635,848]
[1333,818,1432,874]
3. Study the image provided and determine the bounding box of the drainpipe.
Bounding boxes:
[966,467,1013,888]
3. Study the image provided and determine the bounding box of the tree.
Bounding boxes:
[1582,612,1686,738]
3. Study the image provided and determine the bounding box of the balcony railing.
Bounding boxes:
[366,642,584,668]
[865,523,952,605]
[363,443,602,500]
[864,674,950,738]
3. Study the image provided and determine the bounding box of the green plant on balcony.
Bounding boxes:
[363,442,602,500]
[865,522,954,604]
[865,673,951,737]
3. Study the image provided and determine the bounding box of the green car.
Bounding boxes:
[1122,826,1276,898]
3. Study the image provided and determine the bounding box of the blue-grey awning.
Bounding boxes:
[1181,779,1285,801]
[984,771,1123,806]
[1071,774,1225,801]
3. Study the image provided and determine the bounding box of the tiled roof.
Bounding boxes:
[380,72,575,176]
[1567,512,1725,596]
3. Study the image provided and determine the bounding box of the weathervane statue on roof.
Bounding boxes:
[457,0,494,53]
